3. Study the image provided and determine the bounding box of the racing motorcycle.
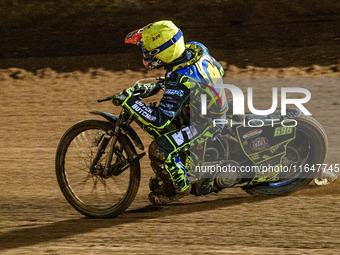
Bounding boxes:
[55,78,330,218]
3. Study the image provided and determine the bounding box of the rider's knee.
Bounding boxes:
[149,140,168,164]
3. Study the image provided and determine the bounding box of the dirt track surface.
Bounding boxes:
[0,67,339,254]
[1,1,339,253]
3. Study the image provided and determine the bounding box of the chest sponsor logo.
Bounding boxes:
[167,81,177,86]
[164,89,184,97]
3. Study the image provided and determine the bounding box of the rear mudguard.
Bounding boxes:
[90,111,144,150]
[244,108,301,123]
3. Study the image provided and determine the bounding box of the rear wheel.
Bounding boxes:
[246,116,328,195]
[56,120,140,218]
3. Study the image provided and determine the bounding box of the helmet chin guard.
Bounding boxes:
[143,57,164,70]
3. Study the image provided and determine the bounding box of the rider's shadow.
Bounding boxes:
[127,193,276,216]
[0,194,275,251]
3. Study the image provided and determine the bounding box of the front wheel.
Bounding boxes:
[56,120,140,218]
[246,116,328,195]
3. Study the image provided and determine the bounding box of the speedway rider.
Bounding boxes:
[113,20,228,204]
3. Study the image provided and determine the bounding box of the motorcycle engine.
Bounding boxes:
[191,160,241,196]
[214,160,241,189]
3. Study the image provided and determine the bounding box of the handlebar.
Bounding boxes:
[98,95,124,106]
[97,95,115,103]
[97,93,134,106]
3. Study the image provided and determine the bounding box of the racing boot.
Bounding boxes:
[148,182,191,205]
[148,175,191,205]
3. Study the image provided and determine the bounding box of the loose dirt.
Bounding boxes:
[0,65,339,254]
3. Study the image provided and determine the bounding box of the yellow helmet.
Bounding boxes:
[142,20,185,63]
[125,20,185,69]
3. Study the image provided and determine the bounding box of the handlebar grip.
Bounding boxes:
[98,95,114,103]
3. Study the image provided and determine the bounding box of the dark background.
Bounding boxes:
[0,0,339,72]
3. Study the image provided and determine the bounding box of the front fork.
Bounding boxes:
[90,130,112,172]
[103,123,121,176]
[102,113,135,176]
[103,112,134,174]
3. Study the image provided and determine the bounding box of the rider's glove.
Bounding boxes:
[125,86,136,96]
[125,83,149,97]
[112,93,127,106]
[126,80,164,98]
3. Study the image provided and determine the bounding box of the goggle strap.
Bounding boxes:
[148,29,183,56]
